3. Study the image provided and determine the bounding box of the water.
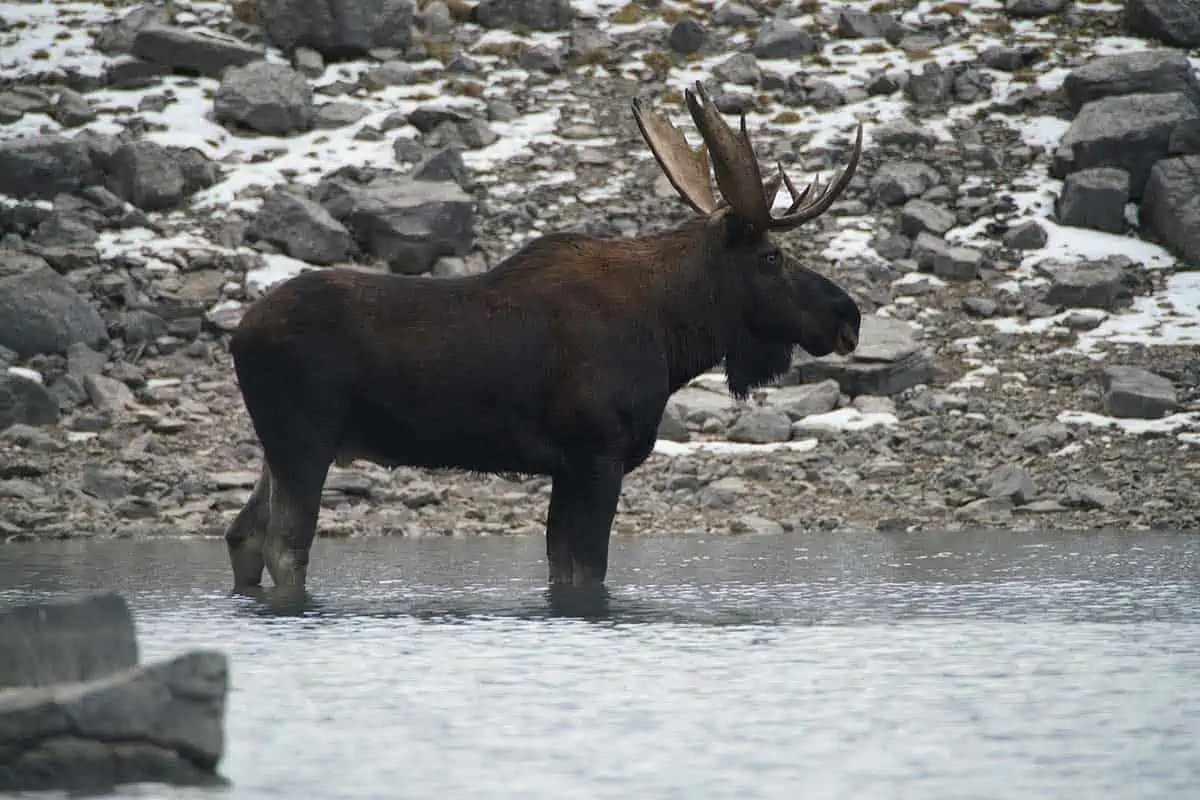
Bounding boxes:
[2,530,1200,800]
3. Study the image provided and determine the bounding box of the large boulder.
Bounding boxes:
[315,175,474,274]
[1140,154,1200,264]
[0,253,107,359]
[0,373,60,433]
[257,0,416,58]
[131,25,265,79]
[0,594,228,794]
[1055,91,1200,199]
[1126,0,1200,47]
[0,136,101,200]
[1062,49,1200,112]
[213,61,314,136]
[788,315,934,397]
[247,188,356,265]
[474,0,573,31]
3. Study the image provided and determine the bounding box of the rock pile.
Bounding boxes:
[0,0,1197,539]
[0,593,229,793]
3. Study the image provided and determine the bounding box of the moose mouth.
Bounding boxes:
[834,323,859,355]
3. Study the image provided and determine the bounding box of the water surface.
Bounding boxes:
[2,530,1199,800]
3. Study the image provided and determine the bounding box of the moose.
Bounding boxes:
[224,81,865,593]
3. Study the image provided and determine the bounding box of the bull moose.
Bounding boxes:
[224,81,865,593]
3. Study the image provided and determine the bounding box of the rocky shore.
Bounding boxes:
[0,593,228,792]
[1,0,1198,544]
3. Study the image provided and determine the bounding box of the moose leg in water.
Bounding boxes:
[546,458,624,586]
[224,463,272,588]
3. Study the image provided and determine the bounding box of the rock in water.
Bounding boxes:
[0,594,229,793]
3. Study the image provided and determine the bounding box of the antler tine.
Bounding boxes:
[769,123,864,230]
[777,163,819,215]
[683,82,771,229]
[631,96,720,216]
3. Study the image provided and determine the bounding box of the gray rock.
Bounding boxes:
[906,63,953,105]
[963,296,999,317]
[980,45,1043,72]
[1126,0,1200,48]
[213,61,314,136]
[768,379,840,420]
[791,315,934,397]
[293,47,325,77]
[568,27,613,62]
[258,0,416,56]
[0,594,137,689]
[712,2,758,27]
[932,246,983,281]
[1063,49,1200,113]
[986,465,1037,505]
[474,0,572,31]
[50,88,97,128]
[131,25,264,79]
[519,45,563,73]
[1140,155,1200,264]
[730,515,785,536]
[1002,220,1048,250]
[1099,365,1177,419]
[899,199,955,237]
[875,118,938,150]
[1063,483,1122,510]
[313,101,371,129]
[84,374,138,414]
[750,19,817,58]
[408,146,468,187]
[0,373,59,432]
[106,141,187,212]
[667,17,706,54]
[713,52,761,86]
[656,403,690,443]
[1057,91,1198,199]
[0,136,100,201]
[1017,421,1070,454]
[247,189,355,265]
[0,646,228,792]
[727,408,792,443]
[698,476,748,509]
[911,231,951,271]
[1006,0,1068,16]
[870,161,940,205]
[94,3,170,55]
[1042,259,1131,310]
[836,10,901,39]
[0,254,107,359]
[122,309,168,346]
[318,176,473,274]
[1057,167,1130,234]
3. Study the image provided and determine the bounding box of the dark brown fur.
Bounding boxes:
[224,212,860,592]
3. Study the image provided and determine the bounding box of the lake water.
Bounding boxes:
[2,530,1199,800]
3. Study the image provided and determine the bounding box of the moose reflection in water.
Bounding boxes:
[222,81,865,595]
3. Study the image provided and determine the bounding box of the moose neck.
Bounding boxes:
[642,218,741,395]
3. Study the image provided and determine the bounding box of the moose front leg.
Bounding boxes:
[546,459,624,587]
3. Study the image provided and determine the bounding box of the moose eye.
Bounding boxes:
[762,249,782,269]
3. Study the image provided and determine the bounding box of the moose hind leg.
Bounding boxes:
[224,464,272,588]
[546,459,623,587]
[261,451,332,592]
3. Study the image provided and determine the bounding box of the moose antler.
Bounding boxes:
[631,96,720,216]
[633,82,863,232]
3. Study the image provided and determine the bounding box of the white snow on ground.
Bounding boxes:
[653,439,819,457]
[1058,410,1200,436]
